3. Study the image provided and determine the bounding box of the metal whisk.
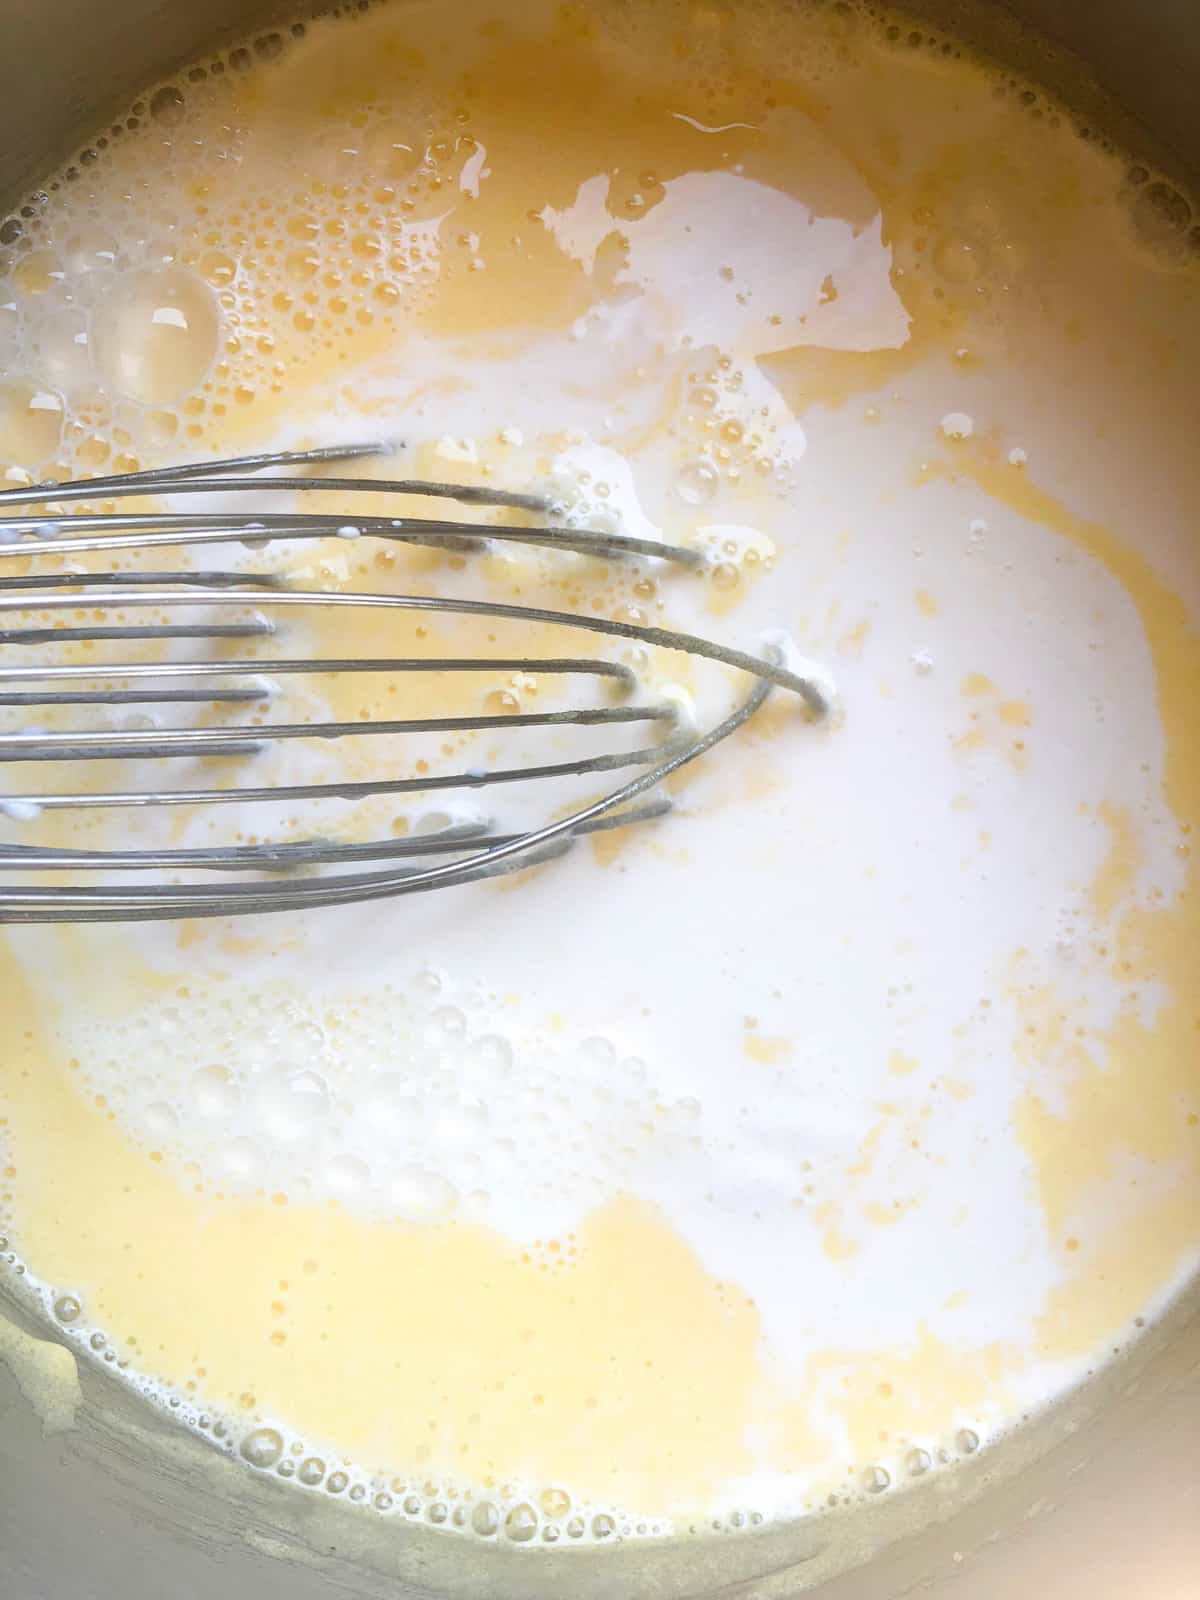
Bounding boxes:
[0,444,830,923]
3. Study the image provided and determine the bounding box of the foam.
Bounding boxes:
[61,967,705,1242]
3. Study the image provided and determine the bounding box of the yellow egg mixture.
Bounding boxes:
[1,0,1199,1546]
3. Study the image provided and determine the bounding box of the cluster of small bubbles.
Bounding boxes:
[674,348,803,488]
[56,972,698,1244]
[0,13,492,477]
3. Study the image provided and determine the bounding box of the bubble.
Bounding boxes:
[256,1066,330,1142]
[368,1075,422,1137]
[221,1137,264,1181]
[471,1500,499,1536]
[390,1165,458,1222]
[12,251,61,296]
[579,1036,616,1068]
[504,1503,539,1542]
[955,1427,980,1455]
[363,120,421,182]
[298,1456,326,1486]
[861,1464,891,1493]
[92,266,221,405]
[426,1006,467,1045]
[1127,180,1194,260]
[675,459,720,505]
[325,1153,370,1195]
[940,411,973,440]
[433,1099,489,1147]
[286,250,320,282]
[53,1294,82,1323]
[191,1064,239,1119]
[566,1516,586,1538]
[905,1447,932,1476]
[540,1486,571,1518]
[327,1470,350,1494]
[592,1513,616,1539]
[27,307,93,390]
[932,236,984,285]
[149,85,187,125]
[144,1101,178,1138]
[911,650,935,674]
[200,251,237,288]
[0,380,64,467]
[240,1427,284,1467]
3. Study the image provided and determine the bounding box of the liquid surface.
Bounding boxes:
[1,0,1199,1547]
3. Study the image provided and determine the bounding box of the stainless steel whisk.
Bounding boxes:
[0,444,830,923]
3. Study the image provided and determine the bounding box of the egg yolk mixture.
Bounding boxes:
[1,0,1199,1545]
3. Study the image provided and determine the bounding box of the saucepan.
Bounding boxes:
[0,1,1197,1596]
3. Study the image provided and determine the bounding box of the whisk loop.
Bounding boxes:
[0,444,831,922]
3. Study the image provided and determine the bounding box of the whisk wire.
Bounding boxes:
[0,444,831,922]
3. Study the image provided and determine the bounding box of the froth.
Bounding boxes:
[1,0,1195,489]
[56,967,709,1239]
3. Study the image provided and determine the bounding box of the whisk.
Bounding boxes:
[0,443,831,923]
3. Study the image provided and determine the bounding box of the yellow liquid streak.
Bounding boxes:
[1,1004,762,1508]
[918,442,1200,1359]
